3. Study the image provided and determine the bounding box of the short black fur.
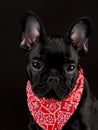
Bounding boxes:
[20,12,98,130]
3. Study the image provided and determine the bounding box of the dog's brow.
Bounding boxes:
[32,55,45,60]
[32,57,40,60]
[64,57,75,63]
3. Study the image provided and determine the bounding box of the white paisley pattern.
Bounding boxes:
[26,66,84,130]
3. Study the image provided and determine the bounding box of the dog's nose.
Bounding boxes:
[47,76,59,84]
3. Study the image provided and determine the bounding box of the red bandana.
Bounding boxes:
[26,67,84,130]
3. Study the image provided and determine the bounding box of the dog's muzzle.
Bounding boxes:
[47,76,60,84]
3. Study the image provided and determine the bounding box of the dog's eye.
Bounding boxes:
[32,61,44,71]
[65,64,76,73]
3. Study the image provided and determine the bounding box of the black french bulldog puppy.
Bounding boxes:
[20,12,98,130]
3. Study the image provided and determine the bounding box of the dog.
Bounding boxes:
[20,12,98,130]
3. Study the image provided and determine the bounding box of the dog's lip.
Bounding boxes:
[53,87,66,100]
[32,83,66,100]
[32,84,52,98]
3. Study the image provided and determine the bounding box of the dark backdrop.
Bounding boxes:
[0,0,98,129]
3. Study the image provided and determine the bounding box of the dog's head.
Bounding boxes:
[20,12,92,100]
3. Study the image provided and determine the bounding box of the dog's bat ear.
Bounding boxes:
[20,11,46,50]
[67,17,92,56]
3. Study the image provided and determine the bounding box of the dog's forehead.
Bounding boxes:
[41,37,78,61]
[42,37,66,55]
[29,37,78,63]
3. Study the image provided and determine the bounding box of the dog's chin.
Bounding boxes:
[44,90,66,101]
[34,89,65,101]
[31,83,70,101]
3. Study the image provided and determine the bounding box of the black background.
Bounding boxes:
[0,0,98,129]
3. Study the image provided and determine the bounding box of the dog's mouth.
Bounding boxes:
[44,84,68,100]
[32,84,67,100]
[30,75,75,100]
